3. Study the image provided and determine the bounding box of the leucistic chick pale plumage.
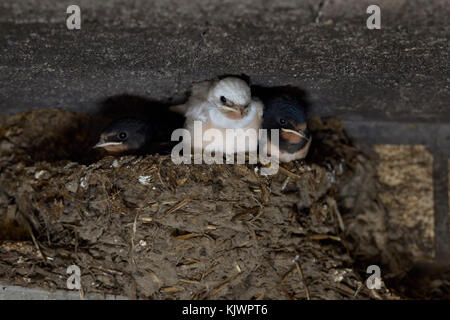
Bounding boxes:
[171,77,263,156]
[256,88,311,162]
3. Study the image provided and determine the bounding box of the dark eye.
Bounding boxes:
[220,96,227,103]
[279,118,287,125]
[118,132,127,140]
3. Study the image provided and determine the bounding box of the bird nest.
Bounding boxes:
[0,108,412,299]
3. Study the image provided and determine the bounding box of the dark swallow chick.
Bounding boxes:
[94,118,151,155]
[255,87,311,162]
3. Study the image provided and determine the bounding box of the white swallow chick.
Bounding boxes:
[171,77,263,156]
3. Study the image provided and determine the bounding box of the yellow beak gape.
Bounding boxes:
[281,128,309,140]
[220,105,241,114]
[93,141,123,149]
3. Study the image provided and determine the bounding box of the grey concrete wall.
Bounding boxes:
[0,0,449,122]
[0,283,127,300]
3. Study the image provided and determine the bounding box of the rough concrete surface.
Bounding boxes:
[0,0,449,123]
[0,283,126,300]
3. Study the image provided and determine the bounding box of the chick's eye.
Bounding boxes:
[220,96,227,103]
[118,132,127,140]
[279,119,287,125]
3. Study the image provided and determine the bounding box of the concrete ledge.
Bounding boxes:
[0,0,448,123]
[0,284,127,300]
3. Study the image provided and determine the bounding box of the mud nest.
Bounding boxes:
[0,108,448,299]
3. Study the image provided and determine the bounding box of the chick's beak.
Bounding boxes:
[93,134,124,149]
[280,128,310,141]
[93,139,105,149]
[93,141,123,149]
[220,104,241,114]
[220,103,248,115]
[298,129,310,140]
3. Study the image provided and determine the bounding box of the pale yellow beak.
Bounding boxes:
[93,141,123,149]
[220,105,241,114]
[281,128,309,140]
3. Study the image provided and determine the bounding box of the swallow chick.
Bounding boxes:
[257,89,311,162]
[94,118,151,155]
[171,77,263,155]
